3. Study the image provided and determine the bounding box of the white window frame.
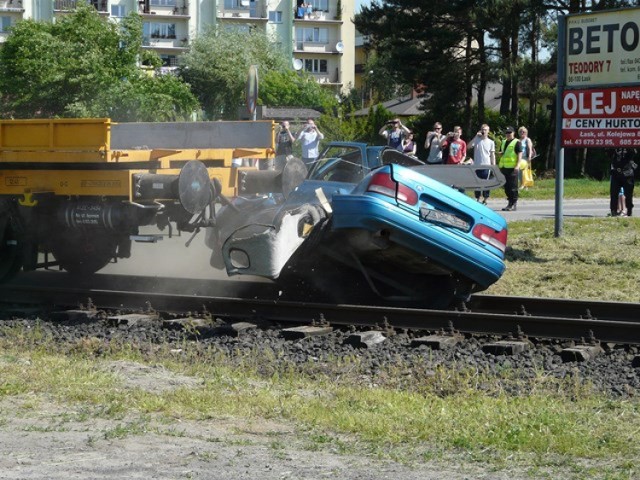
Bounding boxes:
[144,22,177,39]
[110,5,126,17]
[0,17,11,33]
[225,0,248,9]
[268,10,282,23]
[160,54,178,66]
[151,0,177,6]
[308,0,328,12]
[303,58,327,73]
[296,27,328,44]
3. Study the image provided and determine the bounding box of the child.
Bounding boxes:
[618,187,626,216]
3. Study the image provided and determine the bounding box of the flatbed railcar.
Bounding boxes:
[0,118,299,282]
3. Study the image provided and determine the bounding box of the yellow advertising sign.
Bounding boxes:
[566,7,640,87]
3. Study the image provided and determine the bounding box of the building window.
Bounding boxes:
[143,22,177,39]
[303,59,327,73]
[223,24,251,34]
[111,5,126,17]
[0,17,11,33]
[296,27,328,44]
[151,0,177,5]
[308,0,328,12]
[268,11,282,23]
[224,0,249,9]
[160,55,178,66]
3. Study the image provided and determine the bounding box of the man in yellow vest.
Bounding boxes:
[498,126,523,211]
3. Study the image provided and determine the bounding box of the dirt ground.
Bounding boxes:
[0,361,530,480]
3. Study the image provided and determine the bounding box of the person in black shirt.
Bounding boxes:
[608,147,638,217]
[274,120,296,171]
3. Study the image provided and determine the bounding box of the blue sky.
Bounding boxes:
[355,0,369,12]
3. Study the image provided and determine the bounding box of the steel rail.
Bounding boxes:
[469,294,640,323]
[1,283,640,345]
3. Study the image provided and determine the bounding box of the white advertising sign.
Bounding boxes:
[566,8,640,87]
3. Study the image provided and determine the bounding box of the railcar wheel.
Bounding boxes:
[0,217,23,283]
[49,231,119,276]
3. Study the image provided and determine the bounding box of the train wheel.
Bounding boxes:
[0,217,23,283]
[49,231,119,276]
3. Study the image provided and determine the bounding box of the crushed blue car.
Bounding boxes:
[206,143,507,308]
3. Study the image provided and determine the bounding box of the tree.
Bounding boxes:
[179,27,290,119]
[355,1,475,129]
[260,70,335,108]
[0,5,197,121]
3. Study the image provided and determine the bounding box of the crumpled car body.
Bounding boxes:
[206,143,508,307]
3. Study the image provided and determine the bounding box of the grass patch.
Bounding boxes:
[0,337,639,478]
[486,217,640,301]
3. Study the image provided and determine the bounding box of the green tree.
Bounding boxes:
[179,27,290,119]
[0,5,197,121]
[260,69,335,108]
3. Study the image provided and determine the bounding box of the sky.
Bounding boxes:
[355,0,369,13]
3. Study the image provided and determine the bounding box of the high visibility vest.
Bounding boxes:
[499,139,519,168]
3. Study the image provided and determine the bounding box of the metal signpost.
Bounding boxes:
[246,65,258,121]
[555,7,640,236]
[246,65,259,121]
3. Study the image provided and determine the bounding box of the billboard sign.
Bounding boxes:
[566,8,640,87]
[561,86,640,147]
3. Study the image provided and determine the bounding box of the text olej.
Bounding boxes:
[561,87,640,148]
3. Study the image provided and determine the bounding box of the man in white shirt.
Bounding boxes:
[296,118,325,169]
[466,123,496,205]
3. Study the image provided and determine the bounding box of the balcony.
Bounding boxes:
[54,0,108,13]
[0,0,23,11]
[313,72,341,85]
[294,6,341,22]
[142,36,189,50]
[217,0,267,20]
[139,0,190,17]
[294,40,342,54]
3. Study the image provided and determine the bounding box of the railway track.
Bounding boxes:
[1,271,640,345]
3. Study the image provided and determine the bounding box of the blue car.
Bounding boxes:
[207,143,507,308]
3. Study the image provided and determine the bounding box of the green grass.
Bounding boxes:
[483,178,610,200]
[0,330,639,478]
[486,217,640,302]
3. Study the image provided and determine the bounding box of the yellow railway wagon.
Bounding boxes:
[0,118,287,282]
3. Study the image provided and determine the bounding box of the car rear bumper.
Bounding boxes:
[330,195,506,287]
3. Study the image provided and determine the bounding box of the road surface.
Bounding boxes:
[490,197,610,221]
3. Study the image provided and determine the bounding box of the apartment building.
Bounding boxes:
[0,0,354,92]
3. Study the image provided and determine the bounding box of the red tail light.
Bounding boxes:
[472,224,507,253]
[366,172,418,205]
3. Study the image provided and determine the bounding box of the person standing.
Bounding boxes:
[296,118,324,169]
[518,126,534,189]
[608,147,638,217]
[402,132,417,157]
[467,124,496,205]
[274,120,296,171]
[618,186,627,216]
[424,122,444,164]
[440,126,466,165]
[379,118,409,151]
[498,126,522,211]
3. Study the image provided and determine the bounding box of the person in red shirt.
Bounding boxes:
[440,126,467,164]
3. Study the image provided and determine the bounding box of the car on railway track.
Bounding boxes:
[207,142,508,308]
